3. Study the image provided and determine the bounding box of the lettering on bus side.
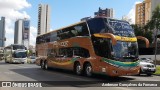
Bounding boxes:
[53,41,69,47]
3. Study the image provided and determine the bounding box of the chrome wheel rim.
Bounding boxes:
[41,61,44,68]
[86,66,92,76]
[45,62,48,69]
[76,65,81,75]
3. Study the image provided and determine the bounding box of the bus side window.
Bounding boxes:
[73,47,90,58]
[47,49,56,57]
[74,23,89,36]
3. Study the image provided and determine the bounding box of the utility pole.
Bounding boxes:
[154,18,160,67]
[154,28,158,67]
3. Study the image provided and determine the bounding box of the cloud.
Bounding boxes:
[30,26,37,46]
[0,0,31,10]
[0,0,32,46]
[125,1,142,24]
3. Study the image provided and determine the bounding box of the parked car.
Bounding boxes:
[139,58,153,63]
[138,61,156,76]
[0,53,4,61]
[28,56,36,63]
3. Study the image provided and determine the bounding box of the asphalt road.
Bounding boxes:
[0,60,160,90]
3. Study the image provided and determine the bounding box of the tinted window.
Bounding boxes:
[107,19,135,37]
[45,33,50,42]
[13,52,27,58]
[36,22,89,44]
[49,47,90,58]
[36,35,45,44]
[50,32,57,42]
[92,37,112,58]
[57,23,89,40]
[12,45,26,50]
[87,18,106,34]
[73,47,90,58]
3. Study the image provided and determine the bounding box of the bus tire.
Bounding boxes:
[84,63,92,77]
[41,60,45,69]
[44,61,48,70]
[74,62,82,75]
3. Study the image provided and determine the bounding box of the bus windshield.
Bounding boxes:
[112,41,138,62]
[107,19,135,37]
[13,52,27,58]
[92,37,138,62]
[13,45,26,50]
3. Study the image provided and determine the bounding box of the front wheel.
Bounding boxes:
[84,63,92,77]
[44,61,48,70]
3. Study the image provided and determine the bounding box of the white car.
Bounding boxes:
[29,56,36,63]
[140,58,153,63]
[139,61,156,76]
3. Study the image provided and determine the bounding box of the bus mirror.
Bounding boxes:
[93,33,117,45]
[136,36,149,48]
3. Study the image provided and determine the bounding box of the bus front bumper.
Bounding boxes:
[12,58,27,63]
[106,66,140,77]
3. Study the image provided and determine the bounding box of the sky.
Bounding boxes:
[0,0,143,46]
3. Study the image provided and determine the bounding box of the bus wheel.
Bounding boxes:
[41,60,45,69]
[84,63,92,77]
[75,63,82,75]
[44,61,48,70]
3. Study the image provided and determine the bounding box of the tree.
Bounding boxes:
[131,24,153,47]
[145,5,160,31]
[131,24,144,36]
[134,5,160,44]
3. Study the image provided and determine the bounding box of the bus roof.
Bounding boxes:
[37,17,129,37]
[37,20,86,37]
[4,44,26,48]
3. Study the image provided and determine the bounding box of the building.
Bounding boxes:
[135,0,160,26]
[14,19,30,49]
[37,4,51,35]
[94,7,114,18]
[0,17,5,47]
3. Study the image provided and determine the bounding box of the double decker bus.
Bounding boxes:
[4,44,27,64]
[0,47,4,61]
[36,17,149,77]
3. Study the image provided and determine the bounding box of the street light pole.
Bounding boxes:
[154,18,159,67]
[154,28,158,67]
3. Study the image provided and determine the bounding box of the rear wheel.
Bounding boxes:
[84,63,92,77]
[75,63,82,75]
[41,60,45,69]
